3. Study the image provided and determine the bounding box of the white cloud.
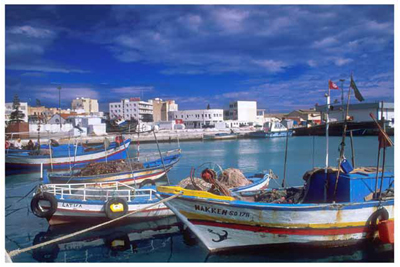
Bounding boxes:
[253,59,287,73]
[110,86,154,95]
[8,25,56,39]
[312,37,338,48]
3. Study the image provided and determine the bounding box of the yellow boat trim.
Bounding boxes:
[180,211,394,229]
[157,186,235,201]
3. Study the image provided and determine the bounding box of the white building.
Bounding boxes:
[67,116,106,136]
[5,102,29,123]
[109,98,153,123]
[224,101,257,123]
[316,102,394,128]
[71,98,99,114]
[168,109,224,129]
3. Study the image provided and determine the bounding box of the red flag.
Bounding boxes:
[329,80,339,90]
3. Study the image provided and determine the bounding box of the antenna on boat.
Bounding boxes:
[323,82,331,202]
[332,78,353,202]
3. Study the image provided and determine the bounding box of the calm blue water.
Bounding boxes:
[5,137,394,262]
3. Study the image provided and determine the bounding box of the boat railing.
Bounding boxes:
[41,182,155,202]
[131,148,181,162]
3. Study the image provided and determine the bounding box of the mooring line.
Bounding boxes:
[7,192,182,258]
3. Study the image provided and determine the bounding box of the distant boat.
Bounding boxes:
[203,132,238,140]
[249,121,292,138]
[45,149,182,185]
[6,139,131,174]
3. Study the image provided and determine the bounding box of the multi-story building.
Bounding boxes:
[5,102,28,123]
[149,98,179,122]
[168,109,224,129]
[224,101,257,123]
[109,98,153,122]
[71,97,99,114]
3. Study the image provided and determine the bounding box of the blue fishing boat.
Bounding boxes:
[6,139,131,174]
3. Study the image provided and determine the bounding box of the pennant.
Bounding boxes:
[350,75,365,102]
[329,80,339,90]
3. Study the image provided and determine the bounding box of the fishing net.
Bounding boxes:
[218,168,252,189]
[78,160,144,176]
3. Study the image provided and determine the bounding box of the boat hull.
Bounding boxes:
[249,131,293,138]
[5,139,130,174]
[158,187,394,252]
[48,200,173,225]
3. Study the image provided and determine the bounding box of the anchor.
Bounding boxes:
[208,229,228,242]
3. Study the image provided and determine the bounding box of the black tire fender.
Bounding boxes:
[368,207,389,231]
[104,197,128,220]
[31,192,58,219]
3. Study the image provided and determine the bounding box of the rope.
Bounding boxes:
[7,192,182,258]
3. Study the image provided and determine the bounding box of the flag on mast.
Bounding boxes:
[350,75,365,102]
[329,80,339,90]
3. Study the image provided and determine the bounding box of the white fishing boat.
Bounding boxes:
[157,167,394,252]
[31,181,173,225]
[249,121,292,138]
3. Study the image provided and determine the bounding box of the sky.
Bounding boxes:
[5,5,394,112]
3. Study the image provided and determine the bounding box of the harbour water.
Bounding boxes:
[5,136,394,262]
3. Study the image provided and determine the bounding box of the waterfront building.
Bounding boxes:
[109,98,153,123]
[264,113,287,123]
[5,102,28,123]
[316,101,394,128]
[149,98,178,122]
[71,97,99,114]
[224,101,257,123]
[286,108,321,127]
[168,109,224,129]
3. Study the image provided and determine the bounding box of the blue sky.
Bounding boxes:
[5,5,394,112]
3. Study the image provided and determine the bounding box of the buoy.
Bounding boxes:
[378,220,394,244]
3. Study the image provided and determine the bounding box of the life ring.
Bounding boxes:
[104,197,128,220]
[139,179,156,188]
[30,192,58,219]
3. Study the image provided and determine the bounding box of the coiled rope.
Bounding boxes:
[7,192,182,258]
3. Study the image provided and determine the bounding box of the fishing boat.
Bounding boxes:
[203,132,238,140]
[5,139,131,174]
[249,121,292,138]
[44,149,182,185]
[157,167,394,252]
[30,181,173,225]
